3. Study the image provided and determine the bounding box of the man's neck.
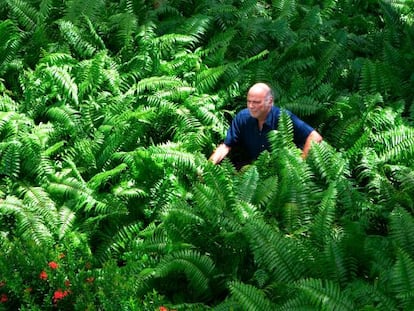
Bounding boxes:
[258,119,265,131]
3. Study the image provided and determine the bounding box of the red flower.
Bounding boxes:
[39,270,48,280]
[64,279,71,287]
[159,307,168,311]
[53,289,70,304]
[48,261,59,269]
[0,294,8,303]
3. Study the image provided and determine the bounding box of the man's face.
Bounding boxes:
[246,89,272,120]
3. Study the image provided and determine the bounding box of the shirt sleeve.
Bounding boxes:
[224,113,241,147]
[289,112,314,149]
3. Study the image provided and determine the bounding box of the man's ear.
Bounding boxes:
[268,97,273,105]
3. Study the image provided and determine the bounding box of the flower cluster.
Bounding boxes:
[53,289,71,304]
[38,260,71,304]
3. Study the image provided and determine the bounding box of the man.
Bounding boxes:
[209,82,322,165]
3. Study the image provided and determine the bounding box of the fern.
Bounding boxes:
[57,206,76,240]
[0,140,21,178]
[228,280,275,311]
[5,0,39,31]
[389,207,414,257]
[57,20,97,58]
[294,278,355,311]
[308,142,350,183]
[63,0,104,25]
[244,218,309,283]
[0,20,21,73]
[0,195,54,245]
[87,163,127,191]
[375,125,414,163]
[391,250,414,309]
[235,165,259,204]
[155,249,215,299]
[44,65,79,105]
[310,183,338,248]
[360,60,394,95]
[146,142,199,173]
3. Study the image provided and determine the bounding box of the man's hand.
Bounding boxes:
[209,143,231,164]
[302,130,323,159]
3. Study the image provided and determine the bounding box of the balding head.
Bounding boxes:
[248,83,273,104]
[246,82,274,122]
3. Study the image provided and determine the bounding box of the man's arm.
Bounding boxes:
[302,130,323,159]
[209,143,232,164]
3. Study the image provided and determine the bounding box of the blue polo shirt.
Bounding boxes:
[224,107,314,161]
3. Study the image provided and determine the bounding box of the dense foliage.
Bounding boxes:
[1,0,414,310]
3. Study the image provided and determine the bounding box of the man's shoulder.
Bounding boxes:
[234,108,252,122]
[235,108,251,117]
[270,106,281,115]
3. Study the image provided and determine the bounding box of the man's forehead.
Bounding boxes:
[247,90,266,99]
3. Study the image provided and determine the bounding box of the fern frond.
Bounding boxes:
[0,20,21,72]
[87,163,127,191]
[57,20,97,58]
[235,165,259,203]
[96,222,143,261]
[6,0,39,31]
[391,250,414,308]
[197,162,236,211]
[389,207,414,256]
[130,76,186,96]
[272,0,297,19]
[284,96,323,117]
[112,180,148,200]
[0,195,54,245]
[344,279,398,311]
[147,142,198,173]
[81,14,106,50]
[311,183,338,247]
[244,218,308,283]
[308,141,350,183]
[228,281,275,311]
[162,199,206,242]
[252,175,278,207]
[0,111,17,137]
[155,249,215,298]
[194,65,227,93]
[295,278,355,311]
[45,105,80,132]
[63,0,105,25]
[0,93,18,112]
[374,125,414,163]
[360,60,393,94]
[57,206,76,240]
[44,65,79,105]
[0,140,21,178]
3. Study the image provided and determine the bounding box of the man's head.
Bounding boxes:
[246,83,273,121]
